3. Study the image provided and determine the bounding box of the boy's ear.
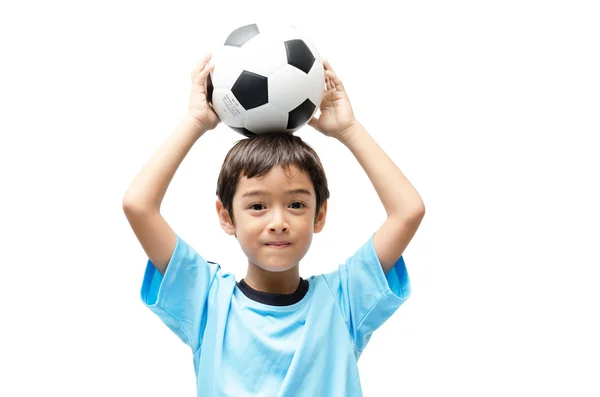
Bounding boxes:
[313,200,328,233]
[216,199,236,236]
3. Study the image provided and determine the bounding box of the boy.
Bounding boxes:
[123,53,425,396]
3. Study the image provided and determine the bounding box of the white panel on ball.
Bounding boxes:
[211,87,247,128]
[239,34,289,77]
[269,64,319,111]
[209,46,245,89]
[245,104,289,134]
[305,64,326,109]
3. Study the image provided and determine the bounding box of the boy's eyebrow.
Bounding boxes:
[241,188,312,198]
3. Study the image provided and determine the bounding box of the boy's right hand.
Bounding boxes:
[187,52,220,131]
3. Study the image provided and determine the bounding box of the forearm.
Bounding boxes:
[122,116,207,211]
[339,123,425,219]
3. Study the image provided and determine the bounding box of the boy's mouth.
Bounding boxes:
[265,242,291,247]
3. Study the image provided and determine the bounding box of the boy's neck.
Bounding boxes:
[243,263,301,294]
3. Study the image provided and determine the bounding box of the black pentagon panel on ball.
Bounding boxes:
[206,73,214,103]
[230,126,257,138]
[224,24,260,47]
[231,71,269,110]
[284,39,315,74]
[287,99,316,129]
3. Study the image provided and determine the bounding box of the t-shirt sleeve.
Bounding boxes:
[140,235,223,353]
[322,233,411,354]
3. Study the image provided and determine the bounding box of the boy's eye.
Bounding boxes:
[290,202,305,209]
[248,202,306,211]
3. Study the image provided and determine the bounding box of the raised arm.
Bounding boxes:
[308,60,425,274]
[122,53,219,274]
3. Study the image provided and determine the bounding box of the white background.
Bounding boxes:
[1,0,599,396]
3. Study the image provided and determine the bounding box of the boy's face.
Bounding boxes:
[217,165,327,273]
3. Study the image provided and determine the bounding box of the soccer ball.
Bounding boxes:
[207,23,325,137]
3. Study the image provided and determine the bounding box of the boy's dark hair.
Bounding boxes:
[216,133,330,225]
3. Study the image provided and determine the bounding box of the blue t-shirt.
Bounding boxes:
[141,234,411,396]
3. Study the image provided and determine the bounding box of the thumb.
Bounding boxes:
[308,115,319,128]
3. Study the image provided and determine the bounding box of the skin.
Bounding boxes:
[216,165,327,294]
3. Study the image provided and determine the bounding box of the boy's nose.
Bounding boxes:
[268,210,289,232]
[269,225,288,233]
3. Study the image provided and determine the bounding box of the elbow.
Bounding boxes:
[122,198,138,214]
[389,202,425,224]
[122,193,137,211]
[388,200,425,222]
[122,194,150,213]
[406,207,425,226]
[413,203,426,220]
[409,195,426,221]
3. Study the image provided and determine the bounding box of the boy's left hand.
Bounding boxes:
[308,60,358,141]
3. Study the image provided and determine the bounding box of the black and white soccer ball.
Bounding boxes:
[207,23,325,137]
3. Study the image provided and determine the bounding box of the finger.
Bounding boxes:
[199,62,215,80]
[325,70,344,92]
[323,60,340,83]
[199,51,213,65]
[192,52,213,76]
[327,75,335,91]
[327,75,334,91]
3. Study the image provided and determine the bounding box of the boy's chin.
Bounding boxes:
[257,262,299,273]
[252,256,302,272]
